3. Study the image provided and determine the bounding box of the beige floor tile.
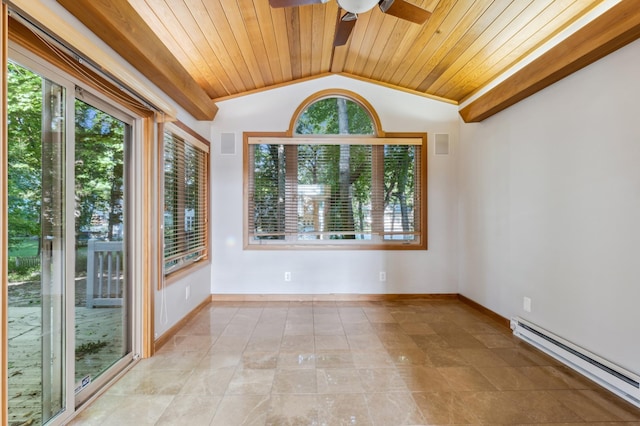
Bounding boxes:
[240,351,279,369]
[316,368,364,393]
[71,394,174,426]
[438,366,498,391]
[178,366,235,395]
[210,394,270,426]
[155,395,221,425]
[272,369,317,394]
[358,368,407,393]
[364,392,426,426]
[266,394,319,425]
[315,350,354,368]
[276,352,316,369]
[397,366,452,392]
[227,368,275,395]
[317,393,373,425]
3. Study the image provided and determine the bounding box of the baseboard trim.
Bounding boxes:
[457,294,510,329]
[210,293,459,302]
[154,296,211,352]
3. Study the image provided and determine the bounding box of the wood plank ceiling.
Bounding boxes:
[58,0,607,114]
[126,0,604,102]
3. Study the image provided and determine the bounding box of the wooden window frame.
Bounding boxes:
[243,90,427,250]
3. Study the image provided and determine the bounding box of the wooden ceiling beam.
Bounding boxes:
[459,0,640,123]
[57,0,218,121]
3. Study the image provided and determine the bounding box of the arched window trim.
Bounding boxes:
[288,89,384,137]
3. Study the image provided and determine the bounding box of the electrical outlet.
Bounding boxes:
[523,296,531,313]
[379,271,386,282]
[284,271,292,282]
[185,285,190,300]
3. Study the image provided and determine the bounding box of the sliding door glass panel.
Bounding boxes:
[7,62,66,426]
[73,97,130,395]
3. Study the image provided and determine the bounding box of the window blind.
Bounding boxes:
[164,125,209,273]
[247,137,423,247]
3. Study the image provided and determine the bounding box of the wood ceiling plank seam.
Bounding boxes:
[310,4,325,75]
[385,0,456,85]
[368,13,416,81]
[377,0,440,82]
[270,7,293,81]
[451,0,595,102]
[330,44,349,72]
[443,0,568,100]
[237,0,275,86]
[342,8,372,73]
[162,0,234,97]
[133,0,219,97]
[193,0,252,94]
[298,5,313,77]
[254,0,284,83]
[351,7,386,75]
[446,0,553,93]
[413,0,505,92]
[424,0,530,95]
[285,8,302,79]
[217,0,266,88]
[321,2,338,72]
[360,11,404,79]
[415,0,531,100]
[330,8,350,73]
[396,0,476,88]
[206,0,260,91]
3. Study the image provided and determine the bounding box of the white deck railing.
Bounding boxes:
[86,240,124,308]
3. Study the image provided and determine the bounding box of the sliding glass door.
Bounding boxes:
[7,61,66,426]
[7,56,135,425]
[73,93,132,403]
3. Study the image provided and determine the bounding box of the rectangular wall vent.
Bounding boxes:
[511,317,640,408]
[434,133,449,155]
[221,132,236,155]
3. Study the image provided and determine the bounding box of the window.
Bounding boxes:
[163,122,210,274]
[244,92,427,249]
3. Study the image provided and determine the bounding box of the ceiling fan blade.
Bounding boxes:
[379,0,431,24]
[269,0,324,8]
[334,12,357,46]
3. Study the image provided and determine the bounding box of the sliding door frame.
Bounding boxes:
[7,42,151,426]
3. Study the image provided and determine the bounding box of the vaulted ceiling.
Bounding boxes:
[55,0,640,121]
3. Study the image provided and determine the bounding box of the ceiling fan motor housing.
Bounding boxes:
[336,0,381,14]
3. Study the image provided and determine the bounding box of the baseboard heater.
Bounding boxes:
[511,317,640,408]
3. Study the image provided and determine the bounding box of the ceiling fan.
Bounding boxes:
[269,0,431,46]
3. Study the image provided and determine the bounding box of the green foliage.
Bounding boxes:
[75,99,125,240]
[295,97,374,135]
[7,63,42,248]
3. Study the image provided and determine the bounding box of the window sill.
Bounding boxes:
[163,257,211,287]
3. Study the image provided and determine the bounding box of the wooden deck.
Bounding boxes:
[8,282,124,426]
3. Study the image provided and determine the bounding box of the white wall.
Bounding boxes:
[458,39,640,373]
[211,75,459,295]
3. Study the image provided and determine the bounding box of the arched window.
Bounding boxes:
[244,90,427,250]
[294,96,375,135]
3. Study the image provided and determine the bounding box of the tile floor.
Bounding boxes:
[69,299,640,425]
